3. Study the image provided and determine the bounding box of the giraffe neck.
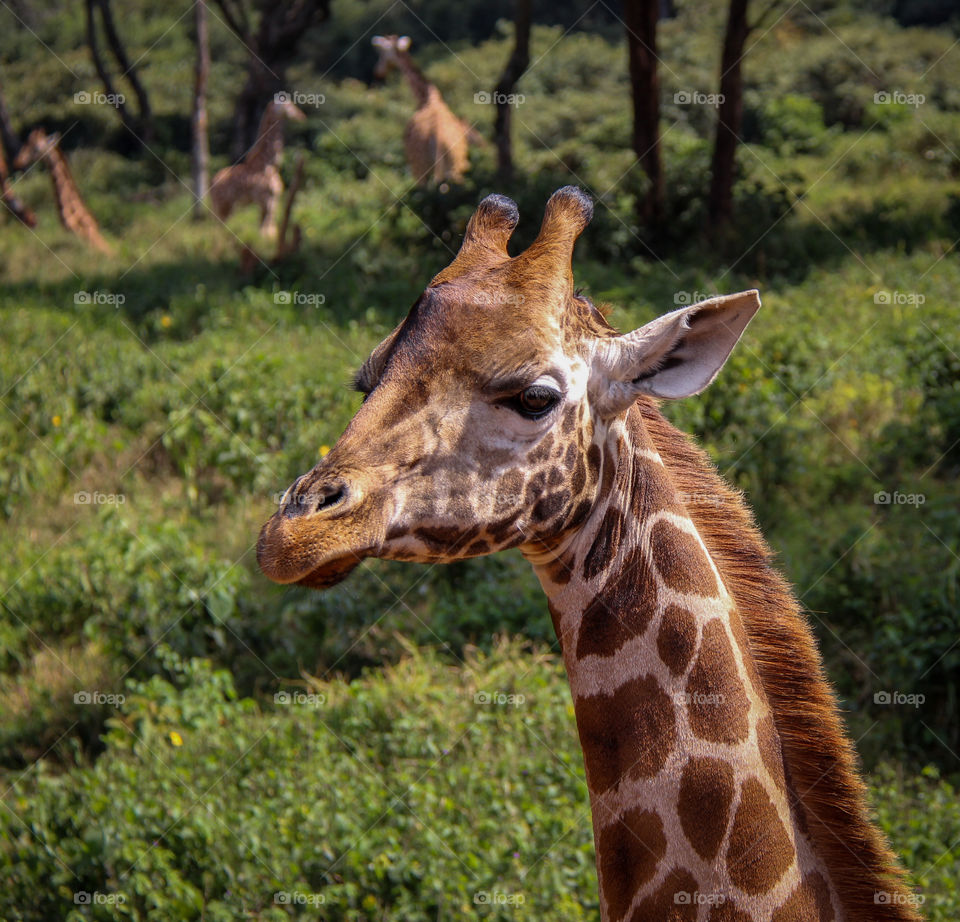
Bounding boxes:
[43,148,89,227]
[527,410,841,921]
[247,112,284,170]
[397,52,434,107]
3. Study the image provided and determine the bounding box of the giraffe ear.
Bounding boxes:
[371,35,388,48]
[397,35,412,51]
[591,290,760,415]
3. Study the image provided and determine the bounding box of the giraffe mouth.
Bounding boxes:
[293,554,364,589]
[256,509,371,589]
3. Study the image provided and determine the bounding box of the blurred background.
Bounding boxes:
[0,0,958,918]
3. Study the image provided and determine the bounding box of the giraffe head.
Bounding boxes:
[268,95,307,124]
[257,187,759,588]
[13,128,59,169]
[372,34,412,81]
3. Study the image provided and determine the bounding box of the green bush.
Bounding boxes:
[0,644,954,921]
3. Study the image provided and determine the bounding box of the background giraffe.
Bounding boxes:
[13,129,110,252]
[209,95,306,238]
[372,34,480,186]
[258,188,921,921]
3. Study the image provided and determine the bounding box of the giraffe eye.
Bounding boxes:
[513,385,561,419]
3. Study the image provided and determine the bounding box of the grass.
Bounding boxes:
[1,4,960,918]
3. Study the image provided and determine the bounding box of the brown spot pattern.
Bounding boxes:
[582,506,625,581]
[532,490,569,524]
[629,867,700,922]
[708,902,752,922]
[756,714,786,792]
[770,879,818,922]
[576,546,656,659]
[629,461,679,521]
[597,808,666,922]
[650,519,719,596]
[685,619,750,745]
[727,605,762,692]
[576,674,676,793]
[656,604,698,675]
[726,777,795,895]
[677,756,735,861]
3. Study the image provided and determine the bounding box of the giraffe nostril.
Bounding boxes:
[313,483,347,512]
[281,480,348,518]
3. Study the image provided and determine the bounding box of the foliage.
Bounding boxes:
[0,644,955,921]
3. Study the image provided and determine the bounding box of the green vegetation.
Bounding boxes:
[1,0,959,918]
[2,643,959,921]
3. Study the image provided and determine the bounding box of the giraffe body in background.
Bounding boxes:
[257,188,922,922]
[13,129,109,251]
[372,34,477,186]
[209,96,306,239]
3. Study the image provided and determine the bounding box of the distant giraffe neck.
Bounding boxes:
[528,410,841,921]
[42,146,101,241]
[396,51,434,107]
[246,112,285,170]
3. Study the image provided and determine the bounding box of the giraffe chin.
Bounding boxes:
[294,555,364,590]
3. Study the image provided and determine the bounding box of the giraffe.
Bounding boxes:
[372,34,479,186]
[209,95,306,239]
[13,129,109,252]
[257,188,922,922]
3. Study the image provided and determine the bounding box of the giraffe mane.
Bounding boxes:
[637,398,922,922]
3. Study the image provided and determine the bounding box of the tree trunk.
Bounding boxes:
[214,0,331,158]
[96,0,154,143]
[708,0,751,232]
[0,141,37,228]
[623,0,664,228]
[494,0,531,181]
[192,0,211,218]
[0,77,21,162]
[84,0,154,145]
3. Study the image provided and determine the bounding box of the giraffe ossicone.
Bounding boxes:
[258,187,921,922]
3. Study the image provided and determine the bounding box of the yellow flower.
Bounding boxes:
[51,415,62,427]
[169,730,183,747]
[160,315,172,328]
[319,444,330,457]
